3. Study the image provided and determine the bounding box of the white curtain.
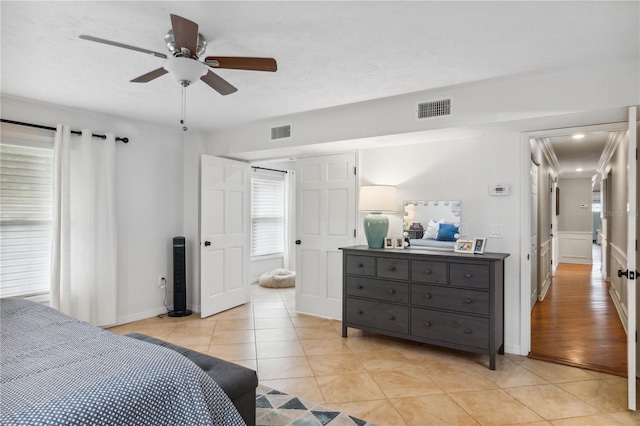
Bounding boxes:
[283,170,296,271]
[50,125,117,326]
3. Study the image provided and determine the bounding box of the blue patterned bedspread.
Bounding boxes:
[0,298,245,425]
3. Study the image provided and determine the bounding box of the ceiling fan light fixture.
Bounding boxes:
[163,57,207,85]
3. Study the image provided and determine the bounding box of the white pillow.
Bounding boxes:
[423,219,444,239]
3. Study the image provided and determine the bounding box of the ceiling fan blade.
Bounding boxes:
[200,70,237,95]
[204,57,278,72]
[79,35,167,59]
[170,14,198,56]
[130,68,169,83]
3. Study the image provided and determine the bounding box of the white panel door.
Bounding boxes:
[626,106,638,410]
[295,153,356,319]
[200,155,250,318]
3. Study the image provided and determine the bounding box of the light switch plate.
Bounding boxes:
[489,224,503,238]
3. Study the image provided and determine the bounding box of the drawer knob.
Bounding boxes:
[388,289,395,294]
[358,285,363,289]
[389,315,396,321]
[358,264,364,268]
[464,299,472,304]
[424,294,431,299]
[465,329,472,334]
[389,266,396,272]
[357,310,364,315]
[465,273,472,278]
[424,322,431,327]
[424,270,432,275]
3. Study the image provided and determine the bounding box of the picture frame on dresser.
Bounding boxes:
[385,238,393,248]
[473,238,486,254]
[454,239,474,253]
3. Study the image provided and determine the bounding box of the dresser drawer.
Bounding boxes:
[345,255,375,276]
[346,298,409,334]
[411,260,447,284]
[377,258,409,280]
[411,308,489,350]
[346,277,409,303]
[450,263,490,289]
[411,284,489,316]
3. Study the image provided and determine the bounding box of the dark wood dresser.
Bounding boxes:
[340,245,509,369]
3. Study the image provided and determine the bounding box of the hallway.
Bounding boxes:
[529,245,627,377]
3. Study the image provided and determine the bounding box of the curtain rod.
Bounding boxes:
[1,119,129,143]
[251,166,287,174]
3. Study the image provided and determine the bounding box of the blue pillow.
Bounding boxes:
[436,223,459,241]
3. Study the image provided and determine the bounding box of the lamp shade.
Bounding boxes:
[163,57,207,84]
[359,185,397,248]
[358,185,397,212]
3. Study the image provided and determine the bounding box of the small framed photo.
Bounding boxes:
[454,239,474,254]
[395,237,404,249]
[385,237,394,249]
[473,238,486,254]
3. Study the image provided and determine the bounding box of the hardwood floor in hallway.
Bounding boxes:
[529,245,627,377]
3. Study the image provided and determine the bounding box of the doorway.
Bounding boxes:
[526,124,629,376]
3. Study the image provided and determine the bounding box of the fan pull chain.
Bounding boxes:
[181,84,188,132]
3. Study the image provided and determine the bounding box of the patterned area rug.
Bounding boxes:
[256,384,377,426]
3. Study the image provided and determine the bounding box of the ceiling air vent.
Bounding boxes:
[270,124,291,140]
[417,98,452,119]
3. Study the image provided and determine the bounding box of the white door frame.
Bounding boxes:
[626,106,637,410]
[519,122,629,356]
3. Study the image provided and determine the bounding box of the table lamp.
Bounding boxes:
[358,185,397,248]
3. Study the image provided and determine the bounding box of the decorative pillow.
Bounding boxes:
[436,223,460,242]
[423,219,443,239]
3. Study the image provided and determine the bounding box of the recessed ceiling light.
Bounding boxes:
[572,134,585,140]
[576,168,583,172]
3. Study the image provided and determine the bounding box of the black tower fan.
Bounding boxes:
[168,236,192,317]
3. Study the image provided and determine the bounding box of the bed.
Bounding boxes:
[0,298,245,425]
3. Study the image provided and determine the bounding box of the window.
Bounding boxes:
[251,177,285,257]
[0,128,54,298]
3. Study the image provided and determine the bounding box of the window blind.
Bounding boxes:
[251,177,285,257]
[0,137,54,297]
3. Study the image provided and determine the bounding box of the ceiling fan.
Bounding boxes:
[79,14,277,96]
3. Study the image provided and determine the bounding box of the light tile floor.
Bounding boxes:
[108,284,640,425]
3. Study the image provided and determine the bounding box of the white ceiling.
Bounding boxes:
[547,132,611,179]
[2,1,638,133]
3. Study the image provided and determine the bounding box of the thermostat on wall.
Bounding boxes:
[489,184,510,196]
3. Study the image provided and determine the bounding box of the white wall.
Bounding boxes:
[359,136,521,350]
[208,61,638,159]
[182,131,207,312]
[202,61,639,355]
[1,95,185,325]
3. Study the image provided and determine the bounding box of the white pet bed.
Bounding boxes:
[258,269,296,288]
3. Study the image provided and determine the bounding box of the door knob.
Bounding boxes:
[295,240,301,245]
[619,269,637,280]
[204,241,211,247]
